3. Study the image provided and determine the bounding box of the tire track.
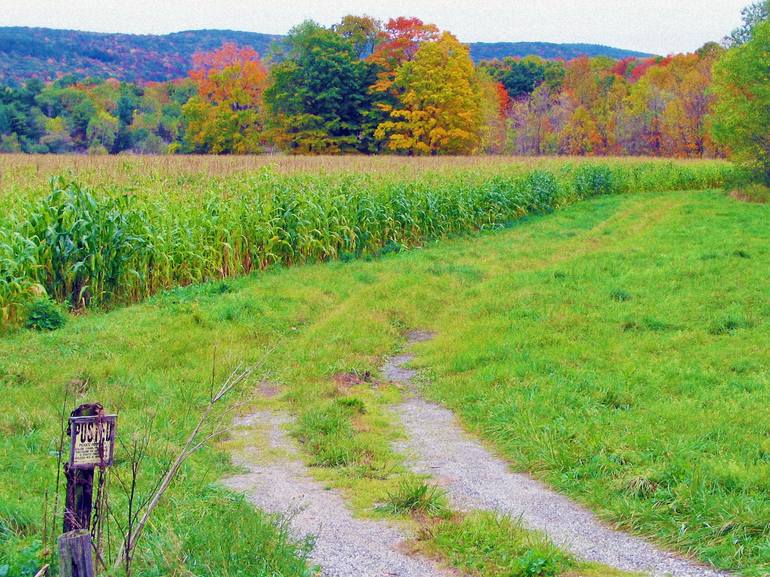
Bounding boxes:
[386,331,729,577]
[222,411,450,577]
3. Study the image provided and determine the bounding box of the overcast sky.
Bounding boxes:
[0,0,749,55]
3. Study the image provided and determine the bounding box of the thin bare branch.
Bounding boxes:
[112,364,253,571]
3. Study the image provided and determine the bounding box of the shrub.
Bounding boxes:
[732,184,770,204]
[23,298,66,331]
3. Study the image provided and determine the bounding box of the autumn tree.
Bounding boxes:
[560,106,602,155]
[182,43,268,154]
[657,54,716,156]
[508,83,559,155]
[368,17,440,97]
[375,32,483,155]
[711,20,770,183]
[587,76,627,155]
[559,57,617,155]
[333,15,382,58]
[478,72,510,153]
[563,57,601,109]
[265,21,380,154]
[621,60,676,156]
[0,15,742,160]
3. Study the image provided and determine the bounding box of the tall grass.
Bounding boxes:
[0,157,737,325]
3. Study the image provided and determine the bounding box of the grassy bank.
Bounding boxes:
[0,156,735,326]
[1,185,768,575]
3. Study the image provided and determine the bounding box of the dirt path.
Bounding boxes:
[386,332,728,577]
[222,411,450,577]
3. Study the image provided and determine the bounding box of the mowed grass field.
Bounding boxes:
[0,157,768,576]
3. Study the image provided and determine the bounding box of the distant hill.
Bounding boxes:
[469,42,652,61]
[0,27,654,84]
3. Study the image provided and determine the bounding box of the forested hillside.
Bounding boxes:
[0,28,280,83]
[0,26,651,84]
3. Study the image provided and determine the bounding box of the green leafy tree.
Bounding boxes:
[86,109,119,153]
[482,56,565,100]
[40,116,74,152]
[0,132,21,152]
[0,81,46,152]
[726,0,769,46]
[265,21,380,154]
[711,20,770,183]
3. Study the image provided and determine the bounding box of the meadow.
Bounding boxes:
[0,156,767,577]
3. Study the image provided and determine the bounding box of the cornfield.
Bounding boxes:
[0,155,737,327]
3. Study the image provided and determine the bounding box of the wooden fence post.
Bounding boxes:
[58,531,95,577]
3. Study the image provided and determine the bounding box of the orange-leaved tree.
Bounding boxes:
[182,43,268,154]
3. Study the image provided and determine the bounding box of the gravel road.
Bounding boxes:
[222,411,450,577]
[386,332,729,577]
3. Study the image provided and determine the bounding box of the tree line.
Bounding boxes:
[0,9,767,173]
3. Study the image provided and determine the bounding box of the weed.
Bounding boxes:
[423,513,573,577]
[622,317,673,332]
[335,397,367,414]
[377,478,451,519]
[599,389,632,410]
[610,289,632,302]
[709,315,750,335]
[620,474,658,498]
[295,401,373,468]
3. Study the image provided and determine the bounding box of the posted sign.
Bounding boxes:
[68,415,117,469]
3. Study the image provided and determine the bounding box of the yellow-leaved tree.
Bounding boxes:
[375,32,483,155]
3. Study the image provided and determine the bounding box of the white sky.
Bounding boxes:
[0,0,749,55]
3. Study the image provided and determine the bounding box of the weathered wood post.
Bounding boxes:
[59,403,117,577]
[58,531,95,577]
[63,404,102,533]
